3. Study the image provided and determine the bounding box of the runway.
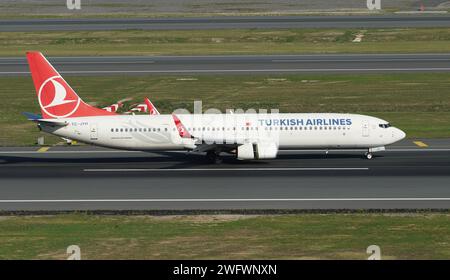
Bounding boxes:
[1,15,450,32]
[2,54,450,76]
[1,139,450,211]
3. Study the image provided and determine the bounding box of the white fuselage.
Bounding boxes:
[40,113,405,152]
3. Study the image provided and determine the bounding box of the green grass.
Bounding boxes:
[0,213,449,259]
[2,28,450,56]
[1,73,450,146]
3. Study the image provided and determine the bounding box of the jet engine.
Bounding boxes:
[237,142,278,160]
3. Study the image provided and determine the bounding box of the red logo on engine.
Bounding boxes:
[38,76,80,118]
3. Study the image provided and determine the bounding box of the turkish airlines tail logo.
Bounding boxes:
[43,80,76,108]
[27,51,116,119]
[38,76,81,118]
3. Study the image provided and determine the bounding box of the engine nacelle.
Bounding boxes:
[256,142,278,159]
[237,142,278,160]
[237,143,255,160]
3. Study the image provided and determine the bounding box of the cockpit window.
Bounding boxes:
[379,123,391,128]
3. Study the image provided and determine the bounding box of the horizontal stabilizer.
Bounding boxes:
[22,112,42,120]
[23,112,68,126]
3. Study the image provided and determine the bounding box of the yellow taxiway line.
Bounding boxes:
[413,141,429,148]
[37,147,50,152]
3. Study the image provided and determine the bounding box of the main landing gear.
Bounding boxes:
[206,150,223,164]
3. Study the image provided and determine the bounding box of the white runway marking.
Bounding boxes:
[2,68,450,75]
[83,167,369,172]
[1,54,449,60]
[1,198,449,203]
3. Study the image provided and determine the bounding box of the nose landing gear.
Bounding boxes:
[364,152,373,160]
[364,146,385,160]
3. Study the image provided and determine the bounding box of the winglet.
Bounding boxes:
[172,114,191,138]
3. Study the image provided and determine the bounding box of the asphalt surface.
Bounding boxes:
[0,139,449,211]
[2,54,450,76]
[1,16,450,32]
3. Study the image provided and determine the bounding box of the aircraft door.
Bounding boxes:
[90,123,98,140]
[362,120,369,137]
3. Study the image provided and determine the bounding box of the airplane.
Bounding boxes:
[102,101,123,113]
[121,98,159,115]
[124,103,148,114]
[24,51,406,163]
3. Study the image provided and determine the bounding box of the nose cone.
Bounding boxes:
[394,127,406,142]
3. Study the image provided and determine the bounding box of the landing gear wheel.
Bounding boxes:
[365,152,373,160]
[206,151,223,164]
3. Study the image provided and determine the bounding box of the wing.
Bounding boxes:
[172,114,278,159]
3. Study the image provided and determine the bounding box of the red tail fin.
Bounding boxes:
[172,114,191,138]
[144,97,160,115]
[26,51,116,119]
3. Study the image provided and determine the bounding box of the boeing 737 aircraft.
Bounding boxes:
[25,52,405,163]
